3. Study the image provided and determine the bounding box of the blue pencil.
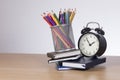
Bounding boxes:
[65,10,69,24]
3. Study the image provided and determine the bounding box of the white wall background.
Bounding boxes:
[0,0,120,56]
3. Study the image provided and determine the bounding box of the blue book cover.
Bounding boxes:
[56,62,72,71]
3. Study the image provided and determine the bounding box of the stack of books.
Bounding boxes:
[47,49,82,70]
[47,49,106,70]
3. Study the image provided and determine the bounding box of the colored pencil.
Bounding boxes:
[41,9,76,49]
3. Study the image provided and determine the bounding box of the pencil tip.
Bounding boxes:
[43,12,46,14]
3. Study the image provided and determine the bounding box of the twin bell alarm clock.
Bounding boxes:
[78,22,107,57]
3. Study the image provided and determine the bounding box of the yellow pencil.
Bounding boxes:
[70,9,76,24]
[51,11,60,26]
[50,11,66,36]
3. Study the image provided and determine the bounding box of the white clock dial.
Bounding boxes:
[79,33,99,56]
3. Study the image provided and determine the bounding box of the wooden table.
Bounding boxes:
[0,54,119,80]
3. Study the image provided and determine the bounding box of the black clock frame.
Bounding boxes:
[78,32,107,57]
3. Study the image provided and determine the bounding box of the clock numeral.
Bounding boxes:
[90,52,91,54]
[85,51,88,54]
[81,43,84,46]
[82,47,85,50]
[84,39,86,42]
[96,48,98,50]
[93,51,96,54]
[90,35,92,38]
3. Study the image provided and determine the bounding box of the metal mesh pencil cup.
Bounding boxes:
[50,24,75,52]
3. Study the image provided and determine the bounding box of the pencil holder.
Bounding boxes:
[51,24,75,52]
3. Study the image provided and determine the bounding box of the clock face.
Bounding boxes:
[79,33,99,56]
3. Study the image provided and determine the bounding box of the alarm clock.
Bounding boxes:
[78,22,107,57]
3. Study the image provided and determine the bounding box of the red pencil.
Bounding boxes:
[41,14,52,27]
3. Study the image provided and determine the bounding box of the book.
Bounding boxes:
[61,57,106,70]
[56,62,72,71]
[47,49,80,59]
[48,55,81,63]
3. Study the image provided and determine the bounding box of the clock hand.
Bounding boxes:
[90,41,95,46]
[86,38,91,46]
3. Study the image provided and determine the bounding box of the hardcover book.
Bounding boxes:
[61,57,106,70]
[47,49,80,59]
[56,62,72,71]
[48,55,81,63]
